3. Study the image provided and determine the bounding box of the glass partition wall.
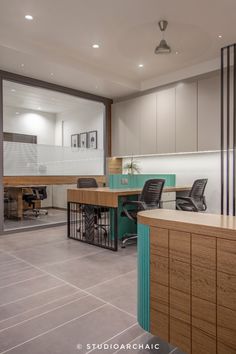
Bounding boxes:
[2,80,105,231]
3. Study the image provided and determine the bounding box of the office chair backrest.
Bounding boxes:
[77,178,98,188]
[189,179,208,198]
[140,179,165,207]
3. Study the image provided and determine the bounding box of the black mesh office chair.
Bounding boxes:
[23,186,48,217]
[176,178,208,212]
[77,178,98,188]
[121,179,165,247]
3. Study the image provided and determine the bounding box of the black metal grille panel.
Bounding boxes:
[67,202,118,251]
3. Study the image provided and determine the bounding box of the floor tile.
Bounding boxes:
[0,267,44,288]
[4,304,136,354]
[11,239,104,266]
[0,295,104,353]
[0,226,66,252]
[44,248,137,289]
[0,274,64,306]
[0,284,81,328]
[88,270,137,316]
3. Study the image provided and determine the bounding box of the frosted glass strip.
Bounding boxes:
[4,142,104,176]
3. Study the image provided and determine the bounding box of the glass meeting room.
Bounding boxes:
[2,80,105,232]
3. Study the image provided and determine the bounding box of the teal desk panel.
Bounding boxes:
[109,174,176,189]
[137,223,150,332]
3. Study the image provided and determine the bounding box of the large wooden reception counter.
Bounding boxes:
[137,209,236,354]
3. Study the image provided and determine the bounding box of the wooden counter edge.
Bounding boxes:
[138,211,236,241]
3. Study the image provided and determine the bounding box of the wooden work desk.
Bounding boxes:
[67,186,191,251]
[137,209,236,354]
[67,186,191,208]
[5,185,46,219]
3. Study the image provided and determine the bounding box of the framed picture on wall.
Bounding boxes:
[88,130,97,149]
[71,134,79,148]
[79,132,88,148]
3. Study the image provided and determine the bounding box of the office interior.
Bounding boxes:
[0,1,236,354]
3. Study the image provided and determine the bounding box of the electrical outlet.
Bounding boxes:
[121,178,129,185]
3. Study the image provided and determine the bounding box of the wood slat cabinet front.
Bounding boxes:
[149,226,236,354]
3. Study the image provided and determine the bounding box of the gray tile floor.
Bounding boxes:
[0,226,184,354]
[4,208,67,231]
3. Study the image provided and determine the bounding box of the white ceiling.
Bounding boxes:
[0,0,235,98]
[3,81,102,113]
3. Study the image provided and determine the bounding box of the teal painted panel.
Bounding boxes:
[137,223,150,332]
[109,174,176,189]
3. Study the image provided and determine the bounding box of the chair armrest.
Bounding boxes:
[122,201,147,221]
[176,196,199,212]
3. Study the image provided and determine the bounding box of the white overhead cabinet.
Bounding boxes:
[111,102,126,156]
[176,82,197,152]
[111,73,221,157]
[140,93,157,154]
[112,98,140,156]
[198,75,220,151]
[156,87,175,153]
[124,98,140,156]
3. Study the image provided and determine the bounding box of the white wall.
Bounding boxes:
[123,152,221,214]
[3,106,56,145]
[55,102,104,149]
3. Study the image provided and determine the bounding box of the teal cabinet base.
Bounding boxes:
[137,223,150,332]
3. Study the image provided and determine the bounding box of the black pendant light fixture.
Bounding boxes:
[155,20,171,54]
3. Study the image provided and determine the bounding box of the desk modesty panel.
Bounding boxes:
[137,209,236,354]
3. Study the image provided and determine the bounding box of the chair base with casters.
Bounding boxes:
[121,179,165,248]
[23,187,48,218]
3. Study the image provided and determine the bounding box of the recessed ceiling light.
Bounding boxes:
[218,35,222,39]
[175,51,179,55]
[92,44,100,49]
[11,89,16,92]
[20,63,25,67]
[25,15,33,20]
[138,64,144,68]
[37,107,41,110]
[50,72,54,76]
[15,112,19,115]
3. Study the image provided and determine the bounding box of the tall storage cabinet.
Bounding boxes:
[198,75,220,151]
[156,87,176,154]
[140,93,157,154]
[176,82,197,152]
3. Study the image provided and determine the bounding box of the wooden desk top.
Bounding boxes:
[138,209,236,240]
[67,186,191,208]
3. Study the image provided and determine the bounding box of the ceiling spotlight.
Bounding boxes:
[25,15,33,20]
[15,112,19,115]
[138,64,144,68]
[50,72,54,76]
[37,107,41,110]
[155,20,171,55]
[92,44,100,49]
[218,35,222,39]
[11,89,16,92]
[175,51,179,55]
[21,63,25,67]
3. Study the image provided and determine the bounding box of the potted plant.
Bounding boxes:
[123,157,141,175]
